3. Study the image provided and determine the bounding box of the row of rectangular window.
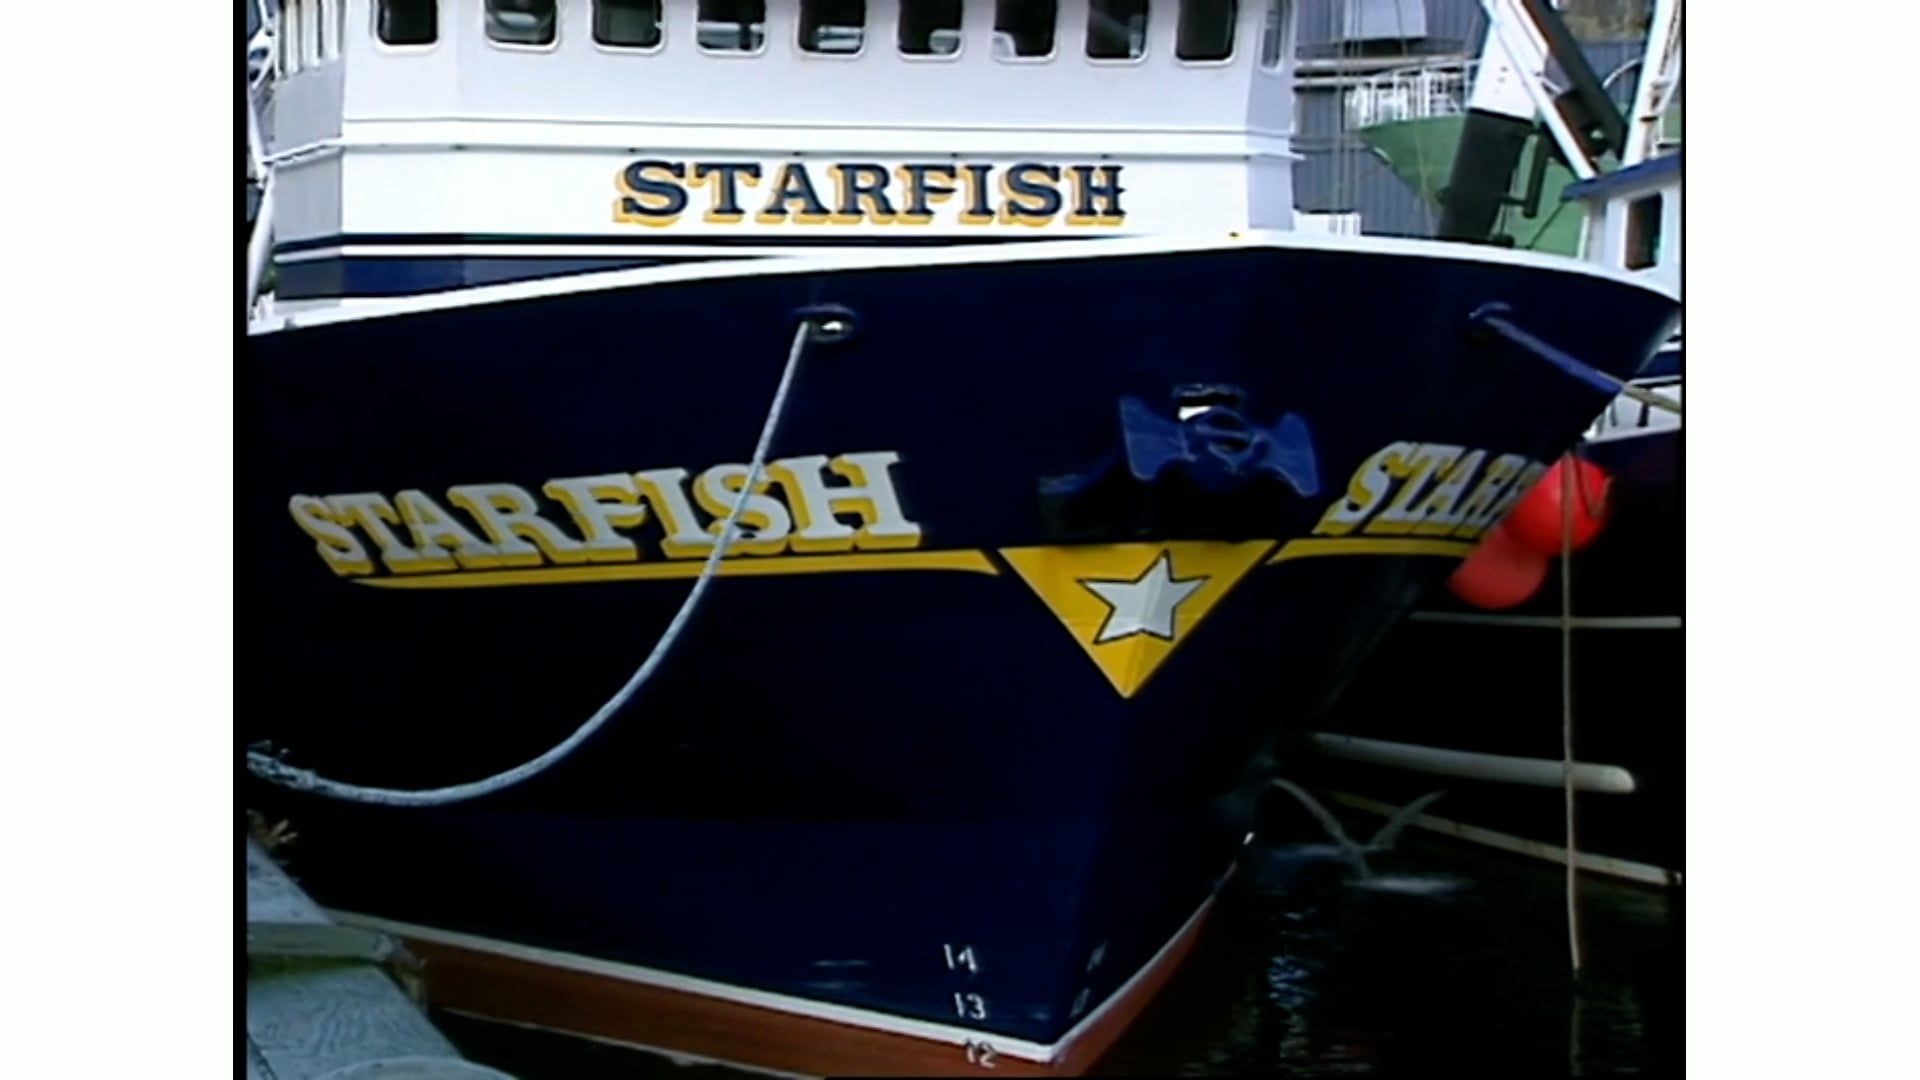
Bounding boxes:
[371,1,1291,68]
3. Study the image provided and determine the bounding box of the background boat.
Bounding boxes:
[1282,0,1684,888]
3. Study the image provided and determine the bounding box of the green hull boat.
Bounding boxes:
[1358,103,1680,255]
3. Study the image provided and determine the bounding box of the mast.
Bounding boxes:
[1621,0,1683,167]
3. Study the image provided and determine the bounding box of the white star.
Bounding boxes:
[1081,553,1208,644]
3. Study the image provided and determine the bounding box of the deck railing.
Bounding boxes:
[1343,61,1476,130]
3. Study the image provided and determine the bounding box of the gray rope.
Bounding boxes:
[246,319,815,807]
[1561,453,1584,974]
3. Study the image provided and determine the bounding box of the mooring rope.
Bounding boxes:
[246,318,817,807]
[1560,451,1584,974]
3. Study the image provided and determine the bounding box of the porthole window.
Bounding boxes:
[378,0,438,46]
[1088,0,1149,61]
[698,0,766,52]
[1177,0,1235,61]
[595,0,663,48]
[487,0,557,46]
[899,0,963,57]
[801,0,866,54]
[994,1,1056,59]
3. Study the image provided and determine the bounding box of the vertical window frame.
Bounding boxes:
[1258,0,1293,72]
[304,0,324,67]
[316,0,339,61]
[283,0,304,73]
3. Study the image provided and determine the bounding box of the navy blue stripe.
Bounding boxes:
[274,232,1109,256]
[1635,346,1682,379]
[1563,153,1682,202]
[274,254,737,299]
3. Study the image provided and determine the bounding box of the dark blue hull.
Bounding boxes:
[1298,400,1682,886]
[243,239,1677,1067]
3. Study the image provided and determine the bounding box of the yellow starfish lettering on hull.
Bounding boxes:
[999,541,1276,699]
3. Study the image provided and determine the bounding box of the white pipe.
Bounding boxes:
[1305,733,1637,794]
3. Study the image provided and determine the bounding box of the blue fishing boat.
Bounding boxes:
[242,1,1679,1073]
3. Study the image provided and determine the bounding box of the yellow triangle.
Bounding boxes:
[999,541,1276,699]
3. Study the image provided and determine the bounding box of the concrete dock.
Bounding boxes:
[246,838,513,1080]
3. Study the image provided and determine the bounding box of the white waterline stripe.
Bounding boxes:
[1408,612,1682,630]
[326,909,1058,1061]
[330,886,1221,1066]
[1325,791,1681,887]
[1305,733,1637,794]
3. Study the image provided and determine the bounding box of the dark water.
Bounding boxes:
[436,830,1681,1077]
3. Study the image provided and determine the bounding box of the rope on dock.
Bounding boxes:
[247,317,817,807]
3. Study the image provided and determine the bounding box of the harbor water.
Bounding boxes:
[434,827,1683,1077]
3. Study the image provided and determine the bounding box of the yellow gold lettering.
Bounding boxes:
[326,492,431,573]
[765,452,923,553]
[1314,442,1415,537]
[634,468,714,559]
[542,474,650,564]
[1408,450,1488,536]
[395,489,501,571]
[1364,444,1463,536]
[446,484,591,567]
[690,464,793,557]
[289,495,374,577]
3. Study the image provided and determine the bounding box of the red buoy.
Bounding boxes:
[1503,456,1612,557]
[1447,523,1550,610]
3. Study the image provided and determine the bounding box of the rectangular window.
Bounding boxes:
[487,0,557,46]
[900,0,963,56]
[595,0,663,48]
[378,0,438,46]
[994,1,1055,58]
[1088,0,1149,60]
[1177,0,1235,61]
[801,0,866,54]
[1258,0,1291,69]
[698,0,766,52]
[1625,194,1662,270]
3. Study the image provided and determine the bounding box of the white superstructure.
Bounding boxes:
[259,0,1306,275]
